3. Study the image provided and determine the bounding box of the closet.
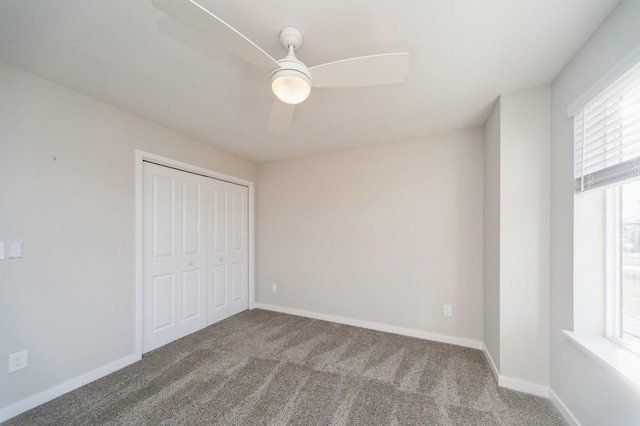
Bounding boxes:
[142,162,248,353]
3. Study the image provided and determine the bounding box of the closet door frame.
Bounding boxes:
[134,150,255,358]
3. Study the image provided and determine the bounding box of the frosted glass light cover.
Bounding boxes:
[271,75,311,105]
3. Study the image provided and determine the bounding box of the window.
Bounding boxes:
[605,182,640,351]
[574,57,640,354]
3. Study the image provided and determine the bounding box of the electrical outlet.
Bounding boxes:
[9,350,28,373]
[271,283,278,292]
[443,305,452,317]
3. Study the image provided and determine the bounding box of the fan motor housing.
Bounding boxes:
[272,27,312,89]
[272,57,311,84]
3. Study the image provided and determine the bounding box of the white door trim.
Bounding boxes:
[134,150,255,358]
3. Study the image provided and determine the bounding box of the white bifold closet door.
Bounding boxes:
[143,162,248,353]
[207,179,249,325]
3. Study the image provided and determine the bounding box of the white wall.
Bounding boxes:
[482,87,551,390]
[483,99,501,369]
[0,61,257,411]
[499,87,550,386]
[550,0,640,423]
[573,191,605,335]
[257,129,484,343]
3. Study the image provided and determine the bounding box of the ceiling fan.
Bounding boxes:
[152,0,411,132]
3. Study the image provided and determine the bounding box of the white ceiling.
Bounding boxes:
[0,0,619,162]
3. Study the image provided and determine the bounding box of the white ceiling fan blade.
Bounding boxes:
[309,53,411,88]
[268,99,296,132]
[152,0,280,72]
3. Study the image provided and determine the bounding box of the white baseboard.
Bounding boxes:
[482,345,549,398]
[499,375,549,397]
[549,389,581,426]
[0,352,140,423]
[483,343,500,382]
[254,303,483,350]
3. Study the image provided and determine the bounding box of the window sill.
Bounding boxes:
[563,330,640,389]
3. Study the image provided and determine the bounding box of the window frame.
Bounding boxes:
[605,186,622,339]
[604,183,640,355]
[566,45,640,390]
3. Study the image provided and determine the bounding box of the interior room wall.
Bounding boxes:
[499,86,550,387]
[573,191,605,336]
[256,128,484,343]
[549,0,640,423]
[0,61,257,412]
[483,98,501,370]
[482,87,551,391]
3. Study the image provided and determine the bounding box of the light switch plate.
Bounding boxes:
[7,242,23,259]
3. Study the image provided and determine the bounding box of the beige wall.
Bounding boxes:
[482,87,551,389]
[0,61,257,410]
[257,129,484,342]
[499,86,550,386]
[483,98,501,369]
[550,0,640,423]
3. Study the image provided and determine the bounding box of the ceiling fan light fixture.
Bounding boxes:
[150,3,411,132]
[271,70,311,104]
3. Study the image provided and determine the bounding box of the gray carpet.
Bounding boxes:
[4,309,566,425]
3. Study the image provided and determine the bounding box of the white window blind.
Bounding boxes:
[574,59,640,192]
